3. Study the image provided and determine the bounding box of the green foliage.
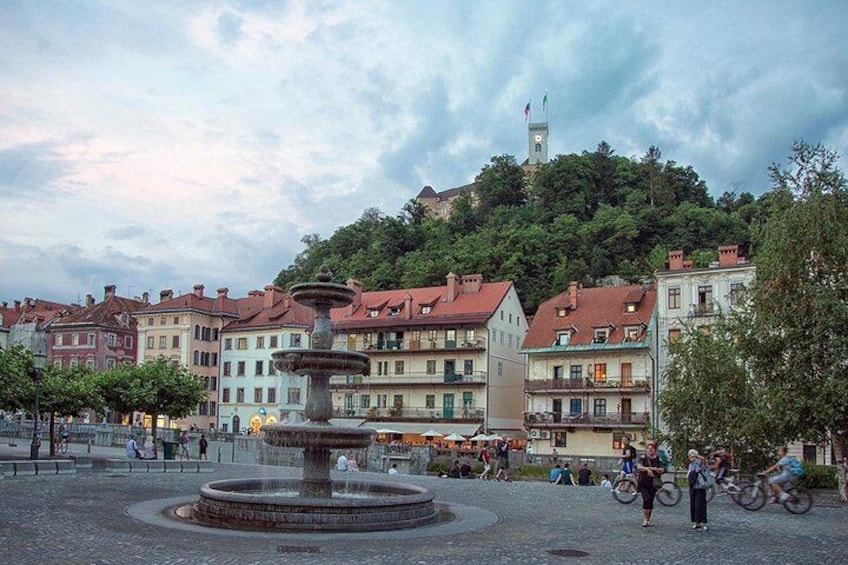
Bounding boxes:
[796,463,838,490]
[0,344,34,410]
[513,464,550,480]
[41,365,104,418]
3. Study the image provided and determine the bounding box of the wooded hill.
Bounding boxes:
[274,143,777,315]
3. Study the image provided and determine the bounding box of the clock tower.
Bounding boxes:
[528,122,549,165]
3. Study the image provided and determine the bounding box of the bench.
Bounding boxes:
[0,460,77,477]
[105,458,215,473]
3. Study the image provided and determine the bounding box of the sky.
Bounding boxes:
[2,1,847,307]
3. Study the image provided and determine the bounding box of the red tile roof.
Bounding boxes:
[51,296,147,329]
[522,284,656,348]
[138,292,243,317]
[331,278,514,330]
[223,293,313,332]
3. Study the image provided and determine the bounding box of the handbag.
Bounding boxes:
[694,466,714,490]
[652,476,663,489]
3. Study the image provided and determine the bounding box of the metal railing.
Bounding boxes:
[331,371,487,388]
[524,411,649,427]
[524,377,650,392]
[334,405,485,420]
[336,336,486,352]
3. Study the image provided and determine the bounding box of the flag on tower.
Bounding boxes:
[524,101,531,121]
[542,92,548,112]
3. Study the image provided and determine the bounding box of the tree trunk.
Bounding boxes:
[834,435,847,503]
[48,412,56,457]
[151,414,158,457]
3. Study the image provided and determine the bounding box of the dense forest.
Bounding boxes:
[274,142,777,315]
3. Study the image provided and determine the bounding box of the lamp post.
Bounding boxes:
[30,351,47,460]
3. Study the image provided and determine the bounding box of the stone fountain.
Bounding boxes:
[191,267,438,532]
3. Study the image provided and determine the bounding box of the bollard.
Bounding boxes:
[87,438,92,454]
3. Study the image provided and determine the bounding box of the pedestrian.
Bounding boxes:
[688,449,709,531]
[549,463,563,485]
[636,440,666,527]
[142,436,155,459]
[526,443,534,464]
[561,462,576,485]
[600,474,613,489]
[578,463,593,485]
[336,452,348,471]
[125,435,140,459]
[551,447,560,464]
[347,453,359,471]
[198,434,208,461]
[178,430,190,460]
[479,445,493,480]
[495,435,512,482]
[388,463,399,475]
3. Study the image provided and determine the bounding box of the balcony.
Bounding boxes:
[688,302,721,317]
[330,371,487,391]
[334,405,485,421]
[347,336,486,353]
[523,411,649,428]
[524,377,650,393]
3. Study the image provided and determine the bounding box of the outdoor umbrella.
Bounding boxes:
[469,433,491,442]
[375,428,403,435]
[420,430,444,438]
[443,433,466,442]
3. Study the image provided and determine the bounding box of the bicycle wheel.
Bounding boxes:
[729,480,751,506]
[705,482,717,503]
[783,487,813,515]
[611,478,638,504]
[741,482,767,511]
[656,481,682,506]
[60,441,68,454]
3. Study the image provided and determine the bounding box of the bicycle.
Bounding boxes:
[54,435,69,455]
[704,471,750,505]
[611,474,682,506]
[740,473,813,514]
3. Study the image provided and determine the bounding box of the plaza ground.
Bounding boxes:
[1,442,846,564]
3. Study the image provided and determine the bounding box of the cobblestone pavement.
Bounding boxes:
[1,444,846,564]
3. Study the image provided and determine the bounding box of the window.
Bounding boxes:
[697,285,713,313]
[237,361,245,376]
[194,325,201,339]
[388,307,400,317]
[70,356,79,367]
[236,337,248,350]
[556,332,570,346]
[553,365,564,379]
[106,358,114,369]
[394,360,404,374]
[147,317,154,326]
[256,336,265,349]
[269,335,278,348]
[368,308,379,318]
[106,333,117,347]
[159,336,166,349]
[508,334,513,347]
[55,334,64,346]
[255,360,264,375]
[193,350,200,365]
[463,360,474,375]
[594,363,607,383]
[625,303,637,313]
[289,334,301,347]
[420,305,431,315]
[556,307,567,318]
[497,362,503,376]
[593,329,609,344]
[445,329,457,348]
[612,432,629,450]
[267,387,276,404]
[426,360,436,374]
[667,328,681,344]
[360,394,370,408]
[173,316,180,325]
[223,362,231,376]
[236,388,245,403]
[376,361,388,376]
[146,336,154,349]
[211,352,217,366]
[209,377,217,391]
[624,327,640,342]
[85,357,95,368]
[160,317,166,325]
[72,333,79,346]
[553,431,567,448]
[594,398,607,416]
[254,388,263,403]
[87,333,96,345]
[224,338,232,350]
[729,282,745,306]
[377,394,387,408]
[172,335,180,348]
[209,402,216,416]
[570,365,582,380]
[570,398,582,415]
[668,287,681,309]
[212,328,219,341]
[287,387,301,405]
[425,394,435,409]
[125,336,133,348]
[393,394,403,408]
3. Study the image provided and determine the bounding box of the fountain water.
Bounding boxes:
[192,267,438,531]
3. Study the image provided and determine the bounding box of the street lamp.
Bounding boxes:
[30,350,47,460]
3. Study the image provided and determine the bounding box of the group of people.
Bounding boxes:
[477,435,512,482]
[124,430,209,460]
[548,462,596,485]
[335,453,360,471]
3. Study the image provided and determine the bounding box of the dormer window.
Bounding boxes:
[625,303,637,313]
[368,308,380,318]
[388,307,400,317]
[624,326,640,342]
[420,305,431,315]
[556,331,570,346]
[593,329,609,344]
[556,307,567,318]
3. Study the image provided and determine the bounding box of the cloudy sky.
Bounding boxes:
[2,1,846,306]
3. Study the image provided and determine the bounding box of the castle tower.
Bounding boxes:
[528,122,549,165]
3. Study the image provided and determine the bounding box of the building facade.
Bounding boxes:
[329,273,529,438]
[217,285,313,435]
[521,282,657,458]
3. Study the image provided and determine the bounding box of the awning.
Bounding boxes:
[360,421,481,437]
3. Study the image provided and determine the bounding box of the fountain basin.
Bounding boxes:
[272,349,370,376]
[192,478,438,532]
[262,424,375,449]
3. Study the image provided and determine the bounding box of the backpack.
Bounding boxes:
[477,450,484,462]
[788,456,805,477]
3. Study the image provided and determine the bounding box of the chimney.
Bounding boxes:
[568,281,579,309]
[668,250,684,271]
[264,285,283,310]
[404,293,413,320]
[446,272,459,303]
[461,274,483,294]
[86,294,95,307]
[142,291,149,304]
[214,288,229,312]
[14,300,21,312]
[104,284,116,299]
[346,279,363,315]
[718,245,739,267]
[159,289,173,303]
[193,284,205,298]
[1,302,6,308]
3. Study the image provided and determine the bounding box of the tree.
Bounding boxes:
[0,344,34,411]
[737,141,848,499]
[41,365,104,455]
[99,357,207,452]
[474,154,526,216]
[659,322,772,471]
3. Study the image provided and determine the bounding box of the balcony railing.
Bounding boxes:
[331,371,487,389]
[334,405,485,421]
[524,377,650,393]
[524,411,649,427]
[689,302,721,317]
[337,336,486,353]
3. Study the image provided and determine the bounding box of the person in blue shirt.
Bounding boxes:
[761,446,803,503]
[549,463,563,484]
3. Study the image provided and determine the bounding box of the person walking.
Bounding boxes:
[495,435,512,482]
[687,449,709,531]
[178,430,190,460]
[125,435,140,459]
[479,445,493,480]
[636,440,666,528]
[198,434,209,461]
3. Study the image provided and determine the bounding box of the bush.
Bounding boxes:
[796,463,838,489]
[514,464,549,480]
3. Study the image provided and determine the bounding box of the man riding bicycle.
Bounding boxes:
[618,436,637,485]
[760,446,805,503]
[707,447,732,492]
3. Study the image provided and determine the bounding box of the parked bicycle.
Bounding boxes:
[53,435,69,454]
[740,473,813,514]
[611,474,682,506]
